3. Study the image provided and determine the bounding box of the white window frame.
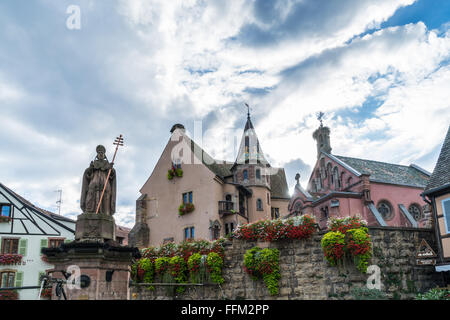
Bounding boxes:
[442,197,450,234]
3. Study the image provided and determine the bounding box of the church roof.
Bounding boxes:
[334,155,430,188]
[233,116,270,168]
[187,135,289,199]
[425,125,450,193]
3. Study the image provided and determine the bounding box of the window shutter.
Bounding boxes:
[40,238,48,252]
[15,271,24,287]
[18,238,28,256]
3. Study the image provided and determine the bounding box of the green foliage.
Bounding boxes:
[351,287,387,300]
[243,247,280,296]
[178,203,195,216]
[321,218,372,273]
[137,258,154,290]
[206,252,224,285]
[154,257,171,275]
[416,288,450,300]
[169,256,188,294]
[188,253,204,284]
[321,231,346,266]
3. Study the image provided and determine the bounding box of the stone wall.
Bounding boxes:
[130,227,444,300]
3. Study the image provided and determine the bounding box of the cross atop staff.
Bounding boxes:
[316,111,325,127]
[95,134,124,214]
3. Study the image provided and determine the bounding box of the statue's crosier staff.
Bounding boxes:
[95,134,124,214]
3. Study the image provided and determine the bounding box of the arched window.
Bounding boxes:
[243,169,248,180]
[333,167,340,189]
[377,200,394,220]
[316,170,322,190]
[256,198,263,211]
[409,204,422,221]
[327,163,332,186]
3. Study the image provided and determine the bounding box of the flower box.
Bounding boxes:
[0,290,18,300]
[178,203,195,216]
[233,215,317,242]
[0,254,23,265]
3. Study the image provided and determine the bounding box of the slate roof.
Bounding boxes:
[425,125,450,192]
[334,155,430,188]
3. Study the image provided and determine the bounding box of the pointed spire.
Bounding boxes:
[233,105,269,168]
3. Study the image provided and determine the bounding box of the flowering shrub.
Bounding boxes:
[233,215,316,241]
[244,247,280,296]
[0,290,18,300]
[321,231,346,267]
[169,256,188,293]
[328,216,367,234]
[0,254,22,265]
[178,203,195,216]
[188,253,205,284]
[137,258,154,290]
[206,252,224,285]
[134,239,227,289]
[321,216,372,273]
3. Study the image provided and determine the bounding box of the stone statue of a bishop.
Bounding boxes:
[80,145,116,215]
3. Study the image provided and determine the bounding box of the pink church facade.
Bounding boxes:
[288,124,432,230]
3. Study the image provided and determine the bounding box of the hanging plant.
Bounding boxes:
[188,253,207,284]
[178,203,195,216]
[169,256,188,294]
[206,252,224,285]
[243,247,280,296]
[321,216,372,273]
[136,258,154,290]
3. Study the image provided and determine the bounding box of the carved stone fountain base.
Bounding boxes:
[75,213,115,243]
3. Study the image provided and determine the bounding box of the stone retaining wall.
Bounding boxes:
[130,227,444,300]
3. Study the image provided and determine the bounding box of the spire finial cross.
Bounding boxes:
[316,111,325,127]
[245,103,251,119]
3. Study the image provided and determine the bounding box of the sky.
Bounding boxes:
[1,0,449,228]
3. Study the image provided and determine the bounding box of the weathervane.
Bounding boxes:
[244,103,251,118]
[316,111,325,127]
[95,134,124,214]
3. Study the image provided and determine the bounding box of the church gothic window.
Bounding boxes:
[333,167,340,189]
[377,200,394,220]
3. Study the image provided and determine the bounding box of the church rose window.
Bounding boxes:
[408,204,422,221]
[377,201,394,220]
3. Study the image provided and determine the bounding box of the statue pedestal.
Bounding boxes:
[75,213,115,243]
[42,212,140,300]
[43,242,140,300]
